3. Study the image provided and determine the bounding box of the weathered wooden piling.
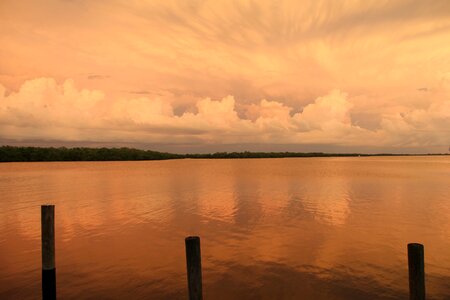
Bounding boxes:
[185,236,203,300]
[41,205,56,300]
[408,243,425,300]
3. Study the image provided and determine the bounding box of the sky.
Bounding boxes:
[1,0,450,153]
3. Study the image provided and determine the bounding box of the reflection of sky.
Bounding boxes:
[1,157,450,299]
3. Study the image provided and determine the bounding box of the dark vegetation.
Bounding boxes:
[0,146,181,162]
[0,146,447,162]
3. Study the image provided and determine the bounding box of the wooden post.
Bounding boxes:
[41,205,56,300]
[408,243,425,300]
[185,236,203,300]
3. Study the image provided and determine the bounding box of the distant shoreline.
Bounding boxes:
[0,146,448,162]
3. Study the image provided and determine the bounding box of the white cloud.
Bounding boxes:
[294,90,353,131]
[1,77,449,148]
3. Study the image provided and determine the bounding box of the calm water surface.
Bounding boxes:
[1,157,450,299]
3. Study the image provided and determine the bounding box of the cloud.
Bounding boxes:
[380,98,450,147]
[128,90,151,95]
[1,78,449,148]
[2,0,450,109]
[87,74,110,80]
[1,1,449,150]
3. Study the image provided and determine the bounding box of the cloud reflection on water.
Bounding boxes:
[1,157,450,299]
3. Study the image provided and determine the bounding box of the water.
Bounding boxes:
[0,157,449,299]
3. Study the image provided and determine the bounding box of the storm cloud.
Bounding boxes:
[0,0,449,151]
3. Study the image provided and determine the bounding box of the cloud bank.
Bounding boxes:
[1,78,449,149]
[1,0,450,151]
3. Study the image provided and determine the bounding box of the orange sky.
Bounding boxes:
[1,0,449,153]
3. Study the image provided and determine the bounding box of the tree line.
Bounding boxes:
[0,146,181,162]
[0,145,446,162]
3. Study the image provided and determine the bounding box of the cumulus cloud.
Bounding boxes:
[1,1,450,151]
[1,78,449,148]
[380,98,450,147]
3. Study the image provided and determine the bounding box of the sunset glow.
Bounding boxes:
[1,0,450,152]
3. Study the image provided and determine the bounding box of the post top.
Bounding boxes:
[408,243,424,249]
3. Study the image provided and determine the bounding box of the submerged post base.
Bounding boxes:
[42,268,56,300]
